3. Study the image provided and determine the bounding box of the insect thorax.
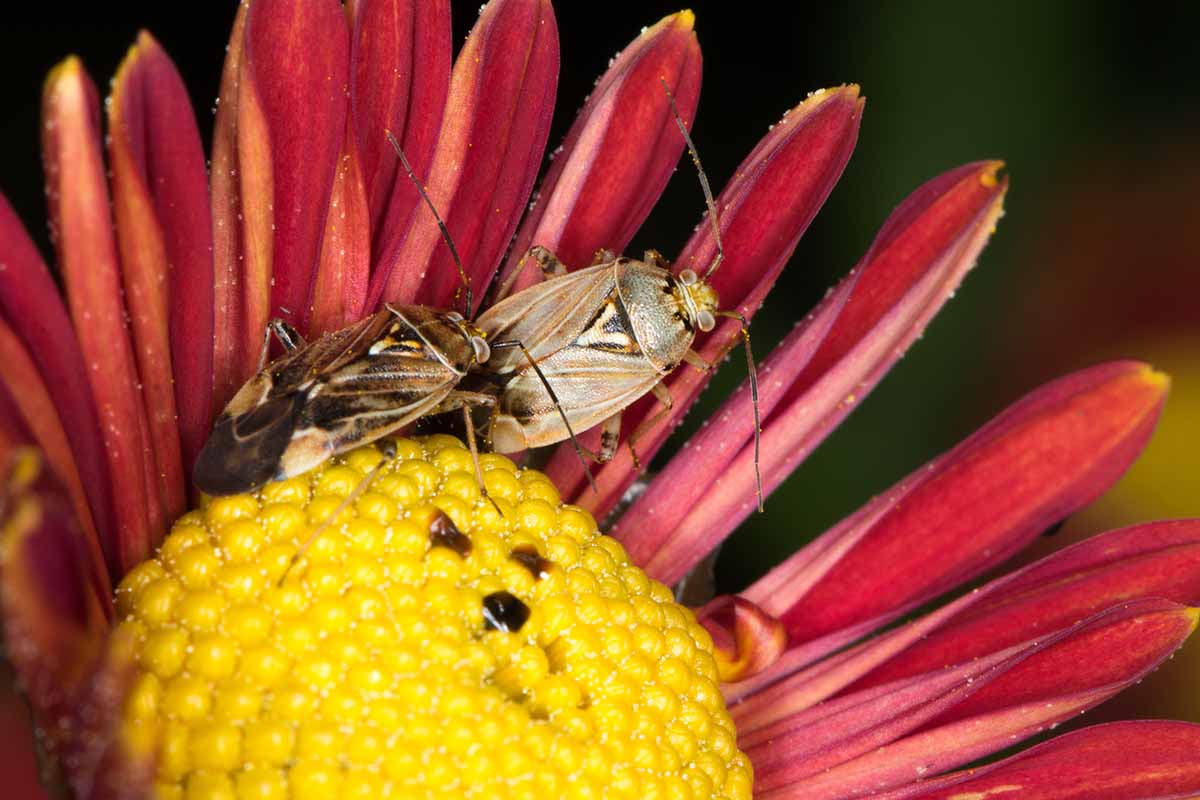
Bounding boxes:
[616,260,709,372]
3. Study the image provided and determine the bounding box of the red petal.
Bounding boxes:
[109,32,214,483]
[0,320,104,582]
[728,520,1200,732]
[546,85,863,510]
[309,119,372,336]
[888,721,1200,800]
[368,0,559,313]
[745,361,1168,645]
[350,0,451,247]
[42,58,154,569]
[110,32,209,520]
[747,600,1196,798]
[619,162,1007,582]
[854,518,1200,692]
[210,1,255,409]
[0,194,113,570]
[494,10,702,299]
[244,0,351,333]
[697,594,787,683]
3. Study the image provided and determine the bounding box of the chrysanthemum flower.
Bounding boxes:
[2,2,1198,798]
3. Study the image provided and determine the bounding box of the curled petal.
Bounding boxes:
[0,320,103,588]
[0,444,134,798]
[350,0,451,249]
[42,58,154,569]
[0,196,114,575]
[110,31,214,484]
[309,118,371,336]
[244,0,350,334]
[729,519,1200,733]
[369,0,560,312]
[621,161,1008,583]
[547,85,863,510]
[745,361,1168,645]
[697,595,787,683]
[881,720,1200,800]
[747,600,1197,798]
[495,10,702,298]
[111,32,213,518]
[210,1,258,409]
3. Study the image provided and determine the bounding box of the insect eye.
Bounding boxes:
[678,269,699,286]
[471,336,491,364]
[696,309,716,332]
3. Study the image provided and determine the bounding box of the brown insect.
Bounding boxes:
[474,82,762,506]
[193,306,494,496]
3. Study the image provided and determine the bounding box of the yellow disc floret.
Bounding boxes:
[116,436,752,799]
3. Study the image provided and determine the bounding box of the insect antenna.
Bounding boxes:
[660,78,723,279]
[277,440,397,587]
[662,80,764,511]
[716,310,763,511]
[491,338,599,495]
[386,131,473,317]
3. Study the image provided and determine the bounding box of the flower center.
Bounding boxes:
[115,435,752,799]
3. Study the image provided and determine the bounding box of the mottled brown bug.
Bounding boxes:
[475,83,762,506]
[193,306,494,496]
[194,134,503,498]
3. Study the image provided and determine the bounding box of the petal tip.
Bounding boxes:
[979,159,1006,188]
[672,9,696,30]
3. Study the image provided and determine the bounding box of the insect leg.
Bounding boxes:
[597,412,623,463]
[590,248,617,266]
[530,245,569,279]
[491,338,598,495]
[256,319,306,370]
[432,390,503,515]
[626,382,674,472]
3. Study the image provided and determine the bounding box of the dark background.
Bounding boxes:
[2,0,1198,736]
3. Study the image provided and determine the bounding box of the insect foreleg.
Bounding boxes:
[431,390,503,516]
[626,382,674,472]
[683,348,713,373]
[529,245,569,279]
[256,318,306,370]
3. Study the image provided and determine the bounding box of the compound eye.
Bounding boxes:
[471,336,491,364]
[696,309,716,332]
[445,311,465,322]
[678,269,699,286]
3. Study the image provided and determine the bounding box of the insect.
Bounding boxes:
[193,136,500,498]
[474,82,763,507]
[193,133,586,503]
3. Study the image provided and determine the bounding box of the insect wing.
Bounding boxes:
[476,262,619,372]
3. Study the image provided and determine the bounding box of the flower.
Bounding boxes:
[1,1,1198,798]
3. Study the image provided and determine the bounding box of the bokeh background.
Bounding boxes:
[2,1,1198,791]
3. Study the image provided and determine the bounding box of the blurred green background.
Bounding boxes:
[1,0,1197,785]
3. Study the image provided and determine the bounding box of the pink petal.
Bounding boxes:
[244,0,351,334]
[109,33,204,520]
[210,0,258,410]
[746,361,1168,645]
[748,600,1197,798]
[545,85,863,511]
[493,10,702,298]
[368,0,559,313]
[0,319,104,586]
[0,441,133,798]
[309,118,372,337]
[619,162,1007,582]
[42,58,154,569]
[886,720,1200,800]
[696,594,788,683]
[350,0,451,250]
[728,519,1200,733]
[0,194,113,571]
